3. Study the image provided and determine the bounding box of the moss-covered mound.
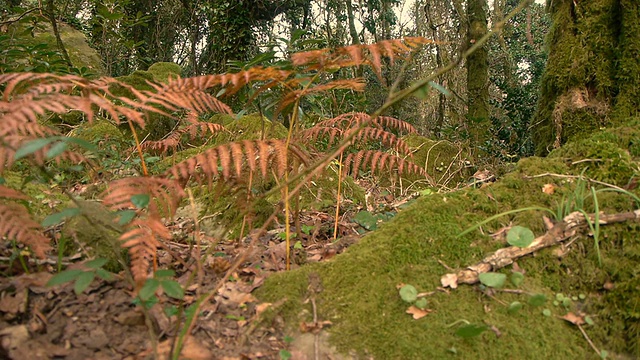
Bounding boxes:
[257,122,640,358]
[110,63,183,140]
[403,134,468,187]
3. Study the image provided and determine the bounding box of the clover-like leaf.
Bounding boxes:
[528,293,547,307]
[510,272,525,287]
[399,284,418,303]
[479,272,507,288]
[507,226,535,247]
[455,323,488,338]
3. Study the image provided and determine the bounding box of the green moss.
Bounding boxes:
[402,134,468,186]
[147,62,182,83]
[68,118,128,147]
[2,171,68,219]
[297,166,365,211]
[257,131,640,358]
[213,114,289,142]
[61,200,125,272]
[550,138,635,186]
[38,23,105,75]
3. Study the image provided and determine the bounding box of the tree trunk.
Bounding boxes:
[466,0,489,154]
[346,1,360,45]
[532,0,640,154]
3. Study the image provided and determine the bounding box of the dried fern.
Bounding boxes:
[343,150,429,181]
[0,186,50,258]
[166,139,309,186]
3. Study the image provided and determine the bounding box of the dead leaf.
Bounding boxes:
[406,306,432,320]
[255,302,272,316]
[542,183,556,195]
[542,216,555,230]
[440,273,458,289]
[217,282,257,307]
[561,312,585,326]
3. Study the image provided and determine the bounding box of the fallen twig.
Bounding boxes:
[442,209,640,288]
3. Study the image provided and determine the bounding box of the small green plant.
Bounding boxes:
[47,258,114,295]
[138,269,185,301]
[398,284,429,310]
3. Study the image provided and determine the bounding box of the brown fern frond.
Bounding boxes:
[166,139,309,185]
[168,67,293,97]
[0,185,29,200]
[354,127,411,155]
[0,202,49,258]
[276,79,365,117]
[373,116,417,134]
[291,37,434,75]
[343,150,430,181]
[300,126,344,146]
[139,122,226,155]
[315,112,417,135]
[120,216,171,286]
[102,177,185,218]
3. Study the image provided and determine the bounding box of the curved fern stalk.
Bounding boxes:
[0,186,50,258]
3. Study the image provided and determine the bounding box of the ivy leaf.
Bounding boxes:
[73,271,95,295]
[353,211,377,231]
[455,323,488,338]
[139,279,160,301]
[41,207,80,227]
[130,194,150,209]
[507,226,535,247]
[64,136,98,153]
[95,268,114,281]
[478,272,507,288]
[399,284,418,303]
[85,258,108,269]
[154,269,175,279]
[116,210,137,225]
[47,269,83,286]
[161,280,184,299]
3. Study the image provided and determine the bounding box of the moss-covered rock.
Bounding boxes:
[61,200,126,272]
[68,118,128,149]
[257,131,640,358]
[147,62,182,83]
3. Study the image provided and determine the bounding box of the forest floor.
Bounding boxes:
[0,179,403,360]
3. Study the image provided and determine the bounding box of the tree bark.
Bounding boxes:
[466,0,489,154]
[531,0,640,154]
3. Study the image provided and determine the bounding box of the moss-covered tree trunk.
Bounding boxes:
[532,0,640,154]
[466,0,490,154]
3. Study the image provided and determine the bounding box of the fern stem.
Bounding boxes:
[127,118,148,176]
[333,152,344,241]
